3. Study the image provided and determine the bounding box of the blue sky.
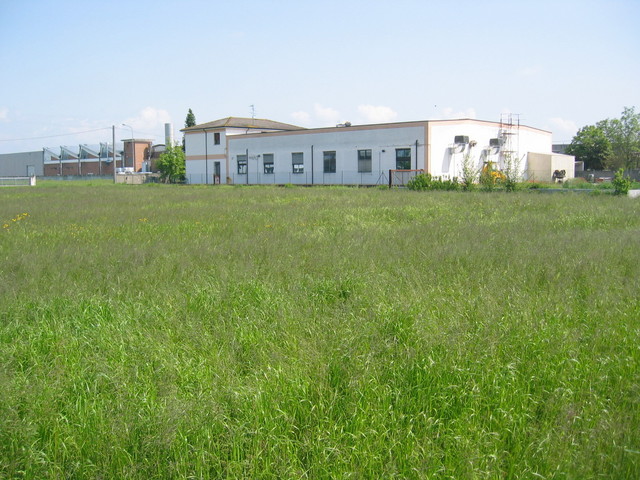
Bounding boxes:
[0,0,638,153]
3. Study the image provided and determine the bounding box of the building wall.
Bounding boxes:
[0,151,44,176]
[44,163,61,176]
[528,153,576,182]
[427,120,552,179]
[519,128,554,179]
[123,141,152,172]
[184,130,227,158]
[184,119,554,185]
[44,159,120,176]
[184,126,289,159]
[186,123,426,185]
[237,124,424,185]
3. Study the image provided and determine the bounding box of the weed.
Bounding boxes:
[612,168,633,195]
[0,185,639,478]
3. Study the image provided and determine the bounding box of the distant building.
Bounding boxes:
[182,116,574,185]
[42,139,156,176]
[42,143,122,176]
[0,151,44,177]
[552,143,570,154]
[1,138,160,178]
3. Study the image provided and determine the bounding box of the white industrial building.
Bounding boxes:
[182,115,573,185]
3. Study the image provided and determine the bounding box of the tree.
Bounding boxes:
[183,109,197,151]
[157,143,186,183]
[567,107,639,171]
[185,108,196,128]
[566,125,612,170]
[597,107,640,169]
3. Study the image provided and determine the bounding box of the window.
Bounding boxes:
[263,153,274,174]
[292,152,304,174]
[323,151,336,173]
[396,148,411,170]
[214,132,221,145]
[358,149,372,173]
[237,154,247,174]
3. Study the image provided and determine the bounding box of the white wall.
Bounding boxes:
[428,120,552,180]
[184,119,554,185]
[528,153,575,182]
[225,125,425,185]
[184,130,226,157]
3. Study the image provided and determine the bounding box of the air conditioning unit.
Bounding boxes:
[489,138,502,147]
[454,135,469,145]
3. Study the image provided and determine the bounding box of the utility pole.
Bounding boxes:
[112,125,116,183]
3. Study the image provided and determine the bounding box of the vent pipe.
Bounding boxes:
[165,123,174,146]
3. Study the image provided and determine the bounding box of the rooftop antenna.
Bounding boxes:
[250,104,256,120]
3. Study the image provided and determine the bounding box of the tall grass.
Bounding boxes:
[1,184,639,478]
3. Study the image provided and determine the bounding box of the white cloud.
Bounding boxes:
[291,110,311,125]
[123,107,171,133]
[441,107,477,119]
[547,117,578,140]
[314,103,341,124]
[357,105,398,124]
[0,107,8,122]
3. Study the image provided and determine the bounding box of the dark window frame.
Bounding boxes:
[396,148,411,170]
[237,154,247,174]
[263,153,274,174]
[323,151,336,173]
[292,152,304,174]
[358,149,372,173]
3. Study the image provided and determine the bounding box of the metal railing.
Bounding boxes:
[186,170,391,186]
[0,176,36,187]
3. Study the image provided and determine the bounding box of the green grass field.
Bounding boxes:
[1,183,639,479]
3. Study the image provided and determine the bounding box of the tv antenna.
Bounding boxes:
[250,104,256,119]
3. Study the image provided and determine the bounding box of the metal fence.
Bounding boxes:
[576,169,640,182]
[0,176,36,187]
[186,170,391,186]
[41,175,114,181]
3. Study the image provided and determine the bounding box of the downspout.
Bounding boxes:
[425,123,431,175]
[246,148,249,185]
[415,140,419,171]
[205,131,208,185]
[311,145,314,185]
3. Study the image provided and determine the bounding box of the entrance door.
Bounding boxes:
[214,162,221,184]
[27,165,35,177]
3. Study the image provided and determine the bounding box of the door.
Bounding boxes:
[214,162,221,184]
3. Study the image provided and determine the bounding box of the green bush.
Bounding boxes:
[406,173,432,191]
[503,176,519,192]
[612,168,633,195]
[407,174,460,192]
